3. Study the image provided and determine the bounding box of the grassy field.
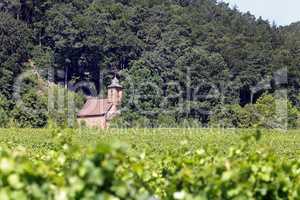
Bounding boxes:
[1,128,300,159]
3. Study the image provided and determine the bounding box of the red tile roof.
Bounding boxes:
[78,98,112,117]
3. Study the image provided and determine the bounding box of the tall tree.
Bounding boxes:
[0,12,32,97]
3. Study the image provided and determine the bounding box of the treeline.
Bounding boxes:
[0,0,299,128]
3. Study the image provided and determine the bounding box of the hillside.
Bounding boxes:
[282,21,300,33]
[0,0,300,127]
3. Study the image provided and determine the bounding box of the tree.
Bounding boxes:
[255,94,299,129]
[0,95,9,127]
[10,74,48,128]
[1,0,300,128]
[0,12,32,98]
[11,90,48,128]
[210,94,299,129]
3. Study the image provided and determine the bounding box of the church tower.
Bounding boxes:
[107,77,123,106]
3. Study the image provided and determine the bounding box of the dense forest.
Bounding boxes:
[0,0,299,128]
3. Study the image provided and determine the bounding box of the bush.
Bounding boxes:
[157,114,177,128]
[210,104,256,128]
[255,94,299,129]
[11,90,48,128]
[178,118,202,128]
[159,135,300,199]
[7,72,85,128]
[0,142,150,199]
[210,93,300,129]
[0,95,9,127]
[10,74,48,128]
[109,116,129,128]
[47,85,85,128]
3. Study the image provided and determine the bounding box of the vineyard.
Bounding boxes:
[1,128,300,199]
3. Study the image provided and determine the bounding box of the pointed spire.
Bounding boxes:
[108,76,123,89]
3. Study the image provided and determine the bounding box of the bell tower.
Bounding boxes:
[107,77,123,106]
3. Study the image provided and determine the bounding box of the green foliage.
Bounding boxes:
[11,90,47,128]
[3,72,85,128]
[10,74,47,128]
[1,0,300,127]
[210,104,256,128]
[178,118,202,128]
[47,85,85,128]
[255,94,299,129]
[211,94,300,129]
[0,96,9,127]
[157,114,177,128]
[0,136,150,199]
[0,12,32,98]
[31,46,55,73]
[1,128,300,199]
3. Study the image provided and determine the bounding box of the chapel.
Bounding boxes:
[77,77,123,128]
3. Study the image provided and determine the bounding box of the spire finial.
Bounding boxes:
[112,63,118,78]
[108,74,122,89]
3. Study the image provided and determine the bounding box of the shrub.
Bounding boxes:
[11,90,48,128]
[0,143,150,200]
[210,93,300,129]
[159,138,300,199]
[210,104,256,128]
[178,118,202,128]
[7,72,85,128]
[7,73,48,128]
[47,85,85,128]
[0,95,9,127]
[255,94,300,129]
[157,114,177,128]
